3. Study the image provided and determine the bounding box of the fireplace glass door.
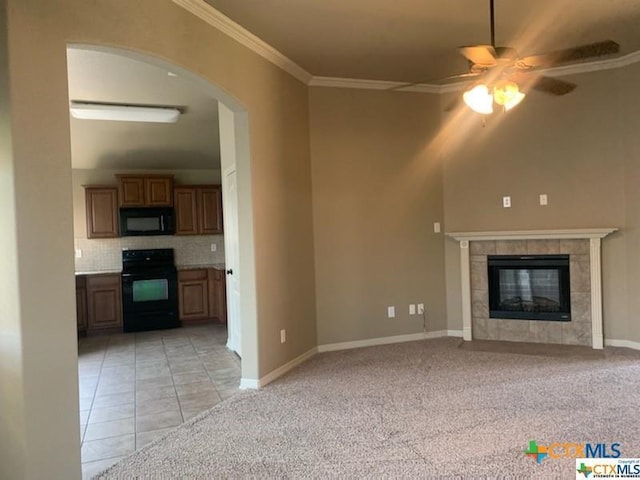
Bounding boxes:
[487,255,571,321]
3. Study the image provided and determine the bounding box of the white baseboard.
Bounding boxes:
[239,378,260,389]
[318,330,454,353]
[604,339,640,350]
[239,346,318,389]
[447,329,464,338]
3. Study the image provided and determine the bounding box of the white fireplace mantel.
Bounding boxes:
[447,228,617,242]
[445,228,618,349]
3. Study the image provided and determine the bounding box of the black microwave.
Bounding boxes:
[119,207,174,236]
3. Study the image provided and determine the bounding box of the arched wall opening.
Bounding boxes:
[68,43,260,382]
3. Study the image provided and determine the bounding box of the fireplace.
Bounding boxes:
[487,255,571,321]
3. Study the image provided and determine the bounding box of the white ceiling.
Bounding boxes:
[67,48,220,170]
[206,0,640,82]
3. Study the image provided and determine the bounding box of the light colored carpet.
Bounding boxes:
[98,338,640,479]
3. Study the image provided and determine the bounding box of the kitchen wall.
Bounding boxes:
[442,62,640,345]
[72,168,225,271]
[309,87,446,345]
[74,235,225,272]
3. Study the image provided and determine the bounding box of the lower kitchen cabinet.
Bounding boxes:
[178,268,226,323]
[76,276,88,336]
[178,269,210,320]
[85,273,123,332]
[208,268,227,324]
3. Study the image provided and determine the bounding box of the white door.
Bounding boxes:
[223,167,241,356]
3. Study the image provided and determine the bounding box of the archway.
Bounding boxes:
[68,44,259,382]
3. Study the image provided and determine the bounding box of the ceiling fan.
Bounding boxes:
[439,0,620,114]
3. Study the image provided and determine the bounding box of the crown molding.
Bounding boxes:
[310,51,640,93]
[172,0,312,84]
[172,0,640,92]
[539,49,640,78]
[308,76,443,93]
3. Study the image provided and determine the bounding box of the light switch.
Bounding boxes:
[75,249,82,259]
[503,196,511,208]
[433,222,441,233]
[211,243,217,252]
[387,306,395,318]
[539,194,548,206]
[409,304,416,315]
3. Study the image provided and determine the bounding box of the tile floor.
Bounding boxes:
[78,323,241,479]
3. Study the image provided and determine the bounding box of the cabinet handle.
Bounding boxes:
[226,269,233,275]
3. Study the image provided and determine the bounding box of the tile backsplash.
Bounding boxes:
[74,235,225,272]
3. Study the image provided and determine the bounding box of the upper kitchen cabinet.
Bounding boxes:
[198,186,223,234]
[116,174,174,207]
[174,185,223,235]
[85,186,119,238]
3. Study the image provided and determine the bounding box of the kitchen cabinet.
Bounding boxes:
[116,174,173,207]
[86,273,123,332]
[178,269,210,320]
[178,267,226,323]
[85,186,119,238]
[208,268,227,324]
[76,276,88,336]
[174,188,199,235]
[174,185,223,235]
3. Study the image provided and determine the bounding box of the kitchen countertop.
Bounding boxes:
[75,270,121,276]
[76,264,226,275]
[177,263,226,271]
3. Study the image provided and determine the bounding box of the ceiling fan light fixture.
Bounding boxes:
[463,84,494,115]
[493,81,526,111]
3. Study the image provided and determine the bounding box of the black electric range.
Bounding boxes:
[121,248,179,332]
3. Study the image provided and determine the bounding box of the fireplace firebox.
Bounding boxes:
[487,255,571,321]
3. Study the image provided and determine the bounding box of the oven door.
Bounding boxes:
[121,270,179,332]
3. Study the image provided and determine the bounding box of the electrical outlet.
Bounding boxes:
[280,329,286,343]
[409,304,416,315]
[503,196,511,208]
[387,306,395,318]
[433,222,441,233]
[75,249,82,259]
[211,243,217,252]
[539,194,548,206]
[417,304,425,314]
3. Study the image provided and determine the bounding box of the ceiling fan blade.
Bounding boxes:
[521,40,620,69]
[531,76,577,96]
[434,71,483,85]
[388,71,482,91]
[458,45,498,67]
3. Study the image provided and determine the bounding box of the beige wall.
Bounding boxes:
[2,1,317,478]
[0,1,31,478]
[620,62,640,344]
[309,87,447,344]
[442,65,639,343]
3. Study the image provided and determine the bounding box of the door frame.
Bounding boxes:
[221,165,241,355]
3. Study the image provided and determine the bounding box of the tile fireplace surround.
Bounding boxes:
[447,229,617,350]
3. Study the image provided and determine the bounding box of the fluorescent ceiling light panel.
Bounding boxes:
[70,102,180,123]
